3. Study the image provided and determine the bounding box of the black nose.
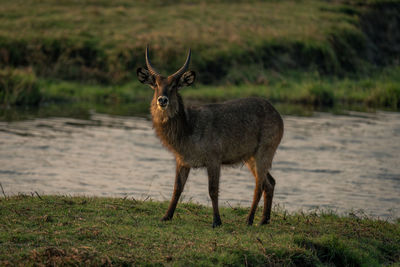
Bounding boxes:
[157,96,169,106]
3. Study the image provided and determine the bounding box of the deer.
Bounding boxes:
[137,46,284,227]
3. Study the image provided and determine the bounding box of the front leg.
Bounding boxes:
[207,165,222,227]
[162,161,190,221]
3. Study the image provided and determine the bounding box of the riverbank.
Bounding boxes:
[1,66,399,118]
[0,195,398,266]
[1,0,400,112]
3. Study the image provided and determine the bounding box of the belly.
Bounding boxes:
[179,140,256,168]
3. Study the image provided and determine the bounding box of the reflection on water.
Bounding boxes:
[0,110,399,219]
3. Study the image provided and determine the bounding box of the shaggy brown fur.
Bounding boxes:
[137,47,283,227]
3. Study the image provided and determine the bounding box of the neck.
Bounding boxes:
[151,94,190,153]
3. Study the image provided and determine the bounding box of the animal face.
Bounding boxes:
[137,68,196,111]
[136,46,196,112]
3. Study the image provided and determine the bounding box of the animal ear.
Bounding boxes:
[178,71,196,88]
[137,67,155,86]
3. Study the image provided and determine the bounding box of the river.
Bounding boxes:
[1,111,399,219]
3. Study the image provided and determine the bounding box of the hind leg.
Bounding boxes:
[246,157,270,226]
[260,172,275,225]
[246,146,277,226]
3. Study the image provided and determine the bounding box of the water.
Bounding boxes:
[1,111,399,219]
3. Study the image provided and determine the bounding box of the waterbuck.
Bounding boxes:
[137,46,283,227]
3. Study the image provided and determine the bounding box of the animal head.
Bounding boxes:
[137,46,196,112]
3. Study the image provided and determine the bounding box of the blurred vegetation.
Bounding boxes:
[0,0,399,111]
[20,66,398,113]
[0,195,399,266]
[0,68,41,106]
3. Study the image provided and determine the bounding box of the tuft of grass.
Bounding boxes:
[0,195,399,266]
[0,68,41,106]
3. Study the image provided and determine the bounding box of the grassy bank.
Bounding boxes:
[0,0,377,83]
[0,196,399,266]
[1,0,399,112]
[0,0,399,83]
[1,66,399,121]
[13,66,400,111]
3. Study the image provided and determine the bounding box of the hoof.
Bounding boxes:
[161,215,172,222]
[212,218,222,228]
[212,221,222,228]
[246,217,254,226]
[259,217,270,225]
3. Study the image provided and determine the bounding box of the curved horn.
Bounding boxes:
[169,49,191,79]
[145,45,160,77]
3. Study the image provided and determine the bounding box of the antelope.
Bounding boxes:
[137,46,283,227]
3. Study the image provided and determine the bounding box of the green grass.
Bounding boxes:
[185,67,400,110]
[0,68,41,106]
[0,0,399,112]
[0,195,399,266]
[39,66,400,111]
[1,66,398,119]
[0,0,398,83]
